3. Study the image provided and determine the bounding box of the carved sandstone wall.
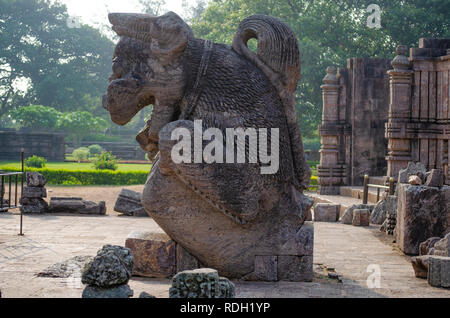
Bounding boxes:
[318,58,391,194]
[386,39,450,185]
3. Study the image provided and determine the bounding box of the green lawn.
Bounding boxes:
[0,161,151,172]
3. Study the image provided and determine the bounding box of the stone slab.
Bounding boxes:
[428,256,450,288]
[352,209,370,227]
[396,184,449,255]
[114,189,148,217]
[313,203,339,222]
[22,186,46,199]
[125,231,176,278]
[48,198,106,215]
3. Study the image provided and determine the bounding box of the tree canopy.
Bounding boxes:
[0,0,114,122]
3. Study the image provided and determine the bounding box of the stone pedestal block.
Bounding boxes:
[26,172,46,187]
[277,255,313,282]
[125,231,176,278]
[352,209,370,226]
[396,185,449,255]
[428,256,450,288]
[313,203,339,222]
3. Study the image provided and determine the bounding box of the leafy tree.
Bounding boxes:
[58,111,107,148]
[0,0,114,120]
[11,105,61,130]
[191,0,450,137]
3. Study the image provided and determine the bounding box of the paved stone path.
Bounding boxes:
[0,212,449,298]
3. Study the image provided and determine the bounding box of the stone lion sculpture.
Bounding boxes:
[103,11,314,281]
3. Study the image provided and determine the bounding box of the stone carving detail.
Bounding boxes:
[169,268,235,298]
[103,12,313,280]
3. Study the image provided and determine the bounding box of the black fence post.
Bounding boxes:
[19,149,24,236]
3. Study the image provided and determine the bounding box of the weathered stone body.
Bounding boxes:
[104,12,313,280]
[395,184,450,255]
[411,255,430,278]
[434,233,450,257]
[169,268,235,298]
[114,189,147,217]
[352,209,370,227]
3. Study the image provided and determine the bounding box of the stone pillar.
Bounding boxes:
[318,67,345,194]
[385,45,414,179]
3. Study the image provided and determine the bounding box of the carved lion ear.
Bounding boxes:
[109,11,193,64]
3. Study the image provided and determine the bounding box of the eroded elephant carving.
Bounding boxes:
[103,11,314,280]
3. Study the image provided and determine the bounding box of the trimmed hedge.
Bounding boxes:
[1,167,318,187]
[0,167,149,186]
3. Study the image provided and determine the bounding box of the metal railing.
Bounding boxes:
[0,150,25,235]
[362,175,395,204]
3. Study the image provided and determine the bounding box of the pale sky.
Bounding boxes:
[60,0,198,27]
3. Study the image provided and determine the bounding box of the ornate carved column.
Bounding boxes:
[385,45,414,179]
[318,67,345,194]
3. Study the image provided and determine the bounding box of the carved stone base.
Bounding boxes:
[125,223,314,282]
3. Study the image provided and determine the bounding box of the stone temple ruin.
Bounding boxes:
[317,38,450,289]
[319,38,450,192]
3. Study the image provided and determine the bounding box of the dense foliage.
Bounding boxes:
[11,105,61,130]
[58,111,107,147]
[71,147,90,162]
[88,144,103,156]
[93,151,118,171]
[0,0,114,122]
[24,155,47,168]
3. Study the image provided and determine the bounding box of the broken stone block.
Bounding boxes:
[370,195,397,225]
[20,198,48,214]
[277,255,313,282]
[176,244,199,273]
[125,231,176,278]
[82,245,133,288]
[434,233,450,257]
[352,209,370,226]
[428,256,450,288]
[48,197,106,215]
[169,268,235,298]
[26,172,46,187]
[409,175,422,185]
[411,255,430,279]
[419,237,442,256]
[313,203,339,222]
[398,162,426,184]
[82,284,133,298]
[22,186,46,198]
[425,169,444,188]
[340,204,374,224]
[139,292,156,298]
[396,184,449,255]
[114,189,148,217]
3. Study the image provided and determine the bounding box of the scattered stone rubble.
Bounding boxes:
[395,164,449,255]
[370,195,397,225]
[114,189,148,217]
[411,233,450,288]
[81,245,134,298]
[38,256,93,278]
[352,209,370,227]
[20,172,48,214]
[340,204,374,225]
[169,268,235,298]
